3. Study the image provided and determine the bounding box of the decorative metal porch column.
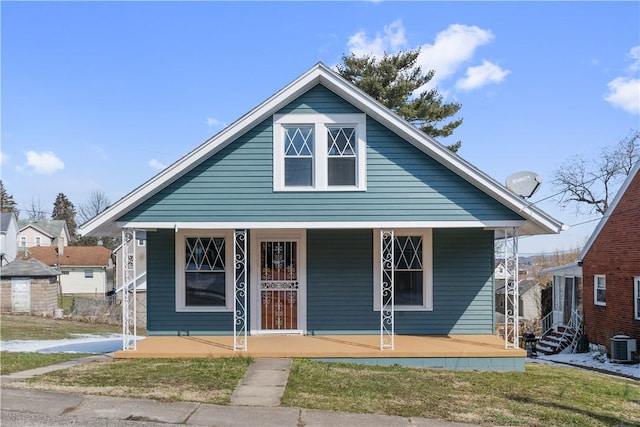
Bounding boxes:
[380,230,394,350]
[502,227,519,349]
[121,229,137,351]
[233,229,248,351]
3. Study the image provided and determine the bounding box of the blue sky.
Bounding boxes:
[1,1,639,254]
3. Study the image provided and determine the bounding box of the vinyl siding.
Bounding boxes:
[120,84,522,224]
[148,228,494,335]
[307,228,495,335]
[146,229,234,334]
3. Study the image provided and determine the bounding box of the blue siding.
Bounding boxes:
[307,228,495,335]
[120,84,522,224]
[307,229,377,332]
[146,229,235,335]
[148,228,494,335]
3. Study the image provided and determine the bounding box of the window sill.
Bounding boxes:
[594,302,607,307]
[176,306,233,313]
[274,186,367,192]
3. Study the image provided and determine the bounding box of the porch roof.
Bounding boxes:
[540,262,582,277]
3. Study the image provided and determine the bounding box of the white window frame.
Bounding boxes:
[373,229,433,311]
[175,229,234,312]
[20,236,27,247]
[594,274,606,306]
[84,269,94,278]
[273,113,367,192]
[634,277,640,320]
[35,236,41,246]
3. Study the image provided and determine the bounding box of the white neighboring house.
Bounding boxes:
[17,220,71,249]
[24,246,114,295]
[496,279,543,321]
[1,212,19,266]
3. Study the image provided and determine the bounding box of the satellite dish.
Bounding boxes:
[506,171,542,198]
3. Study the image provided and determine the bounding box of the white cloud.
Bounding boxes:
[417,24,495,89]
[346,22,503,94]
[347,19,407,57]
[604,46,640,114]
[149,158,166,170]
[456,60,510,91]
[0,151,6,165]
[25,150,64,174]
[207,117,226,128]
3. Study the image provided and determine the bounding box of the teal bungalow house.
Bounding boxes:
[80,63,563,371]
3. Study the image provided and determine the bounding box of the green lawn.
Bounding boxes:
[281,360,639,427]
[20,357,253,405]
[1,314,123,340]
[1,352,92,375]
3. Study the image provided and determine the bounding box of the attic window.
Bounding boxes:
[273,113,366,191]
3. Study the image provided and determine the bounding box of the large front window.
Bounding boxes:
[176,230,233,312]
[373,229,433,311]
[273,113,366,191]
[185,237,226,306]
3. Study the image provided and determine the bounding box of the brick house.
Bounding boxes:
[579,160,640,351]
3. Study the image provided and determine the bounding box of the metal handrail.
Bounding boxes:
[539,312,555,337]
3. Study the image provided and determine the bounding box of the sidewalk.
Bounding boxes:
[1,356,477,427]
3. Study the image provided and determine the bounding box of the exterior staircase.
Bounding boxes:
[535,310,583,356]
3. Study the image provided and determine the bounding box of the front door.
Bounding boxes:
[259,240,299,331]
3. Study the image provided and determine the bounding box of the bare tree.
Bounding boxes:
[25,197,49,221]
[76,190,119,249]
[77,190,111,224]
[553,130,639,215]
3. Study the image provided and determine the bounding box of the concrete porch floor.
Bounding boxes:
[114,334,525,359]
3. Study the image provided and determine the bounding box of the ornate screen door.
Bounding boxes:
[259,241,299,331]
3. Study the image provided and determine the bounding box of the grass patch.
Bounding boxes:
[1,314,123,340]
[282,360,640,427]
[1,352,92,375]
[18,357,252,405]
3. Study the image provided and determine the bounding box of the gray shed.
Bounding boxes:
[1,257,60,315]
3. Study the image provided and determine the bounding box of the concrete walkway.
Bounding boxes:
[1,356,477,427]
[231,357,292,406]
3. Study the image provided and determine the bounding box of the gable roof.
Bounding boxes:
[495,279,541,295]
[0,257,60,278]
[579,160,640,262]
[21,246,112,267]
[1,212,17,233]
[80,62,564,237]
[18,220,70,242]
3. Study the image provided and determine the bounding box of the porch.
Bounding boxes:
[114,334,526,371]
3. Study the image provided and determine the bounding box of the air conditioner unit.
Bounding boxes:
[610,335,637,363]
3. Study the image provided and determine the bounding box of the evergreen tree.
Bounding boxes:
[337,49,463,152]
[52,193,78,243]
[0,180,19,217]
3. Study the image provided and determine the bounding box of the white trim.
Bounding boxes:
[273,113,366,191]
[373,229,433,311]
[175,229,234,312]
[594,274,606,306]
[634,276,640,320]
[579,161,640,262]
[119,220,526,231]
[250,229,307,334]
[79,63,564,238]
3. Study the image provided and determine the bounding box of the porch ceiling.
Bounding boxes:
[114,334,525,359]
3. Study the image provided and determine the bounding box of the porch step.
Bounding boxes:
[230,358,292,407]
[535,325,576,355]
